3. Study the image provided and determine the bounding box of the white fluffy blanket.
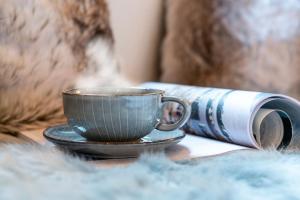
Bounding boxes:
[0,145,298,200]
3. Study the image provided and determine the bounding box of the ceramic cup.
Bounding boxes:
[62,88,191,142]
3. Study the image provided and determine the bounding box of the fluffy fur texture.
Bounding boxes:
[0,0,128,138]
[0,145,299,199]
[162,0,300,99]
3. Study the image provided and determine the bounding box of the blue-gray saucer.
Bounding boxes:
[43,124,185,159]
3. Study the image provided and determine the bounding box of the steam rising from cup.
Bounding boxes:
[75,37,132,89]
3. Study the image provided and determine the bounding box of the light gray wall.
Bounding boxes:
[108,0,164,83]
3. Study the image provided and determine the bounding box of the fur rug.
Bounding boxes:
[0,145,299,200]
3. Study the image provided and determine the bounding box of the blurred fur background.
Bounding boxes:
[0,0,128,141]
[161,0,300,98]
[2,0,300,142]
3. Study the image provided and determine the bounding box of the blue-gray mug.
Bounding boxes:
[62,88,191,142]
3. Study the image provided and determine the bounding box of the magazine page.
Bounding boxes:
[142,82,300,150]
[166,134,249,160]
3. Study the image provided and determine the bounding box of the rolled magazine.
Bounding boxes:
[142,82,300,150]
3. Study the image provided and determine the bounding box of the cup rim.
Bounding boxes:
[63,87,165,97]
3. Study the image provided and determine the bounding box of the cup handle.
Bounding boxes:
[155,96,191,131]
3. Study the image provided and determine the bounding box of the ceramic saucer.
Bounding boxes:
[43,124,185,159]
